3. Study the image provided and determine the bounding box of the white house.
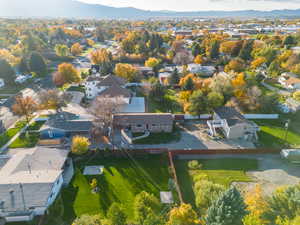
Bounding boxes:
[85,74,127,99]
[278,73,300,90]
[0,147,72,223]
[207,107,259,140]
[158,72,172,85]
[181,64,216,76]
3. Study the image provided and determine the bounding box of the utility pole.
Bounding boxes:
[284,119,290,148]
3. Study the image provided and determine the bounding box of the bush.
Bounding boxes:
[188,160,202,170]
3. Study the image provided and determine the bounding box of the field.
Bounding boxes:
[59,154,170,224]
[175,158,258,205]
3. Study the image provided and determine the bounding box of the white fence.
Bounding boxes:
[183,114,279,120]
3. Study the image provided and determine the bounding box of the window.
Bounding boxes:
[136,124,143,128]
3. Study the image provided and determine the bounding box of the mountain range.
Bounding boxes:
[1,0,300,19]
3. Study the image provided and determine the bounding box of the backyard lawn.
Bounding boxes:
[60,155,170,224]
[254,116,300,148]
[0,120,27,148]
[175,158,258,206]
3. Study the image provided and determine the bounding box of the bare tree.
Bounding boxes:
[38,89,71,112]
[89,96,125,146]
[12,96,37,123]
[173,50,193,66]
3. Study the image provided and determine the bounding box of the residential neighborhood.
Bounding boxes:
[1,1,300,225]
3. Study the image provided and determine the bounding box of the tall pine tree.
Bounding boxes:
[206,187,248,225]
[169,68,180,86]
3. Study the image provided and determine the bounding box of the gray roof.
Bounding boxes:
[98,85,131,98]
[0,183,53,213]
[214,107,246,126]
[97,74,126,87]
[113,113,174,125]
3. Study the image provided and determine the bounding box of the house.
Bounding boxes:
[85,74,127,99]
[291,46,300,54]
[39,112,93,139]
[285,98,300,113]
[159,72,172,85]
[207,107,259,140]
[0,147,72,223]
[278,73,300,90]
[0,79,4,88]
[113,113,174,133]
[183,64,216,77]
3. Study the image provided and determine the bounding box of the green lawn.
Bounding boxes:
[148,89,183,113]
[254,116,300,148]
[27,121,46,131]
[9,132,40,148]
[67,85,86,93]
[175,158,258,205]
[60,155,170,224]
[0,120,27,148]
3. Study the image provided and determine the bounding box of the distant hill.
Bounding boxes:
[1,0,300,19]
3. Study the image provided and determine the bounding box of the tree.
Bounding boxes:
[0,59,15,84]
[55,44,69,57]
[169,68,180,86]
[182,77,195,91]
[293,91,300,101]
[173,51,193,66]
[194,179,225,212]
[18,56,29,73]
[168,203,200,225]
[55,63,81,86]
[73,214,103,225]
[149,82,166,103]
[283,35,295,47]
[145,57,160,73]
[29,52,47,75]
[38,89,70,112]
[251,57,266,70]
[134,191,161,225]
[239,40,254,61]
[188,90,207,117]
[107,203,127,225]
[209,40,220,59]
[192,43,202,57]
[264,184,300,224]
[90,49,112,65]
[225,58,244,73]
[71,136,90,155]
[207,92,224,111]
[71,43,83,56]
[194,55,204,65]
[268,61,281,78]
[114,63,138,82]
[12,96,37,123]
[206,187,247,225]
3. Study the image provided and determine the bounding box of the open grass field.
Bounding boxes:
[60,155,170,224]
[175,158,258,206]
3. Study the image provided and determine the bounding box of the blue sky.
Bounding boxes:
[79,0,300,11]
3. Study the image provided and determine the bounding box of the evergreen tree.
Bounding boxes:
[18,56,29,73]
[210,40,220,59]
[169,68,180,86]
[29,52,47,75]
[206,187,248,225]
[0,59,15,84]
[239,40,254,61]
[283,35,295,47]
[192,43,202,57]
[107,203,127,225]
[182,77,194,91]
[188,90,207,117]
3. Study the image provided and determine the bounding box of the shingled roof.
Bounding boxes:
[98,84,131,98]
[113,113,174,125]
[214,107,246,127]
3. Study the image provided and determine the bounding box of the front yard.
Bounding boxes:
[0,120,27,148]
[175,158,258,205]
[59,154,171,224]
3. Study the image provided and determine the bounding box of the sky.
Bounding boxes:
[79,0,300,11]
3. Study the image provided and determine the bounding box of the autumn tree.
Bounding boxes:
[12,96,37,123]
[145,57,160,73]
[90,48,112,65]
[115,63,138,82]
[55,44,69,57]
[206,187,247,225]
[168,203,200,225]
[54,63,81,86]
[38,89,70,112]
[293,91,300,101]
[225,58,245,73]
[173,51,193,66]
[194,55,204,65]
[71,43,83,56]
[71,136,90,155]
[29,52,47,75]
[251,57,267,70]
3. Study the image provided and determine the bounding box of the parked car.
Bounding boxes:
[15,74,32,84]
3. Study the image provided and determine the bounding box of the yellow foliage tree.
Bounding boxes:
[194,55,204,65]
[232,73,246,88]
[225,58,244,73]
[71,136,90,155]
[0,49,20,66]
[179,91,192,103]
[168,203,201,225]
[71,43,83,56]
[57,63,81,85]
[90,48,111,64]
[251,57,266,69]
[114,63,138,82]
[145,57,160,68]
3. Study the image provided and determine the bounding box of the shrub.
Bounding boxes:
[188,160,202,170]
